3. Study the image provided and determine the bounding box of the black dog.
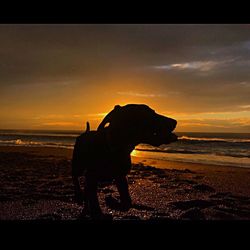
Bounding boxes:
[72,104,177,219]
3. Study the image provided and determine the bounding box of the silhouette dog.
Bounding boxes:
[72,104,177,219]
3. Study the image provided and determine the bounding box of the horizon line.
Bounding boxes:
[0,128,249,134]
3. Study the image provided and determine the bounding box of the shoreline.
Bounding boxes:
[132,155,250,171]
[0,145,248,171]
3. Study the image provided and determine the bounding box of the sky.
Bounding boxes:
[0,24,250,132]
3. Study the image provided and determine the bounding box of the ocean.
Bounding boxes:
[0,129,249,168]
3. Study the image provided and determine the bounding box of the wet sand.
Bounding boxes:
[0,146,250,220]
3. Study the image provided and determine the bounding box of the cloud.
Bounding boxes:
[239,81,250,87]
[73,114,82,118]
[42,122,79,126]
[87,113,108,117]
[117,91,171,98]
[179,121,228,128]
[33,114,66,120]
[242,40,250,50]
[152,59,236,72]
[162,110,250,132]
[239,105,250,110]
[177,117,250,132]
[33,113,84,120]
[234,118,250,126]
[164,110,250,120]
[153,61,219,72]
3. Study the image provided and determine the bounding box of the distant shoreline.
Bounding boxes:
[1,128,250,134]
[0,145,248,170]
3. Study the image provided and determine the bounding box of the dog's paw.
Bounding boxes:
[74,192,86,205]
[120,200,132,211]
[105,196,121,210]
[105,195,132,211]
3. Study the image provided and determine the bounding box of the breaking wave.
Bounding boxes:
[179,135,250,143]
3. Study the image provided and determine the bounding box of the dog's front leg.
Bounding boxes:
[84,174,103,218]
[115,175,132,211]
[72,175,87,205]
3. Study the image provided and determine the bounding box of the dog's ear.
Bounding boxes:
[85,121,90,133]
[114,105,121,110]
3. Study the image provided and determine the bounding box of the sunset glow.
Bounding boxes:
[0,24,250,132]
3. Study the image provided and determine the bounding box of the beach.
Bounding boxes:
[0,145,250,220]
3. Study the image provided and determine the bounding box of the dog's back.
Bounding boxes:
[72,121,95,175]
[72,132,90,176]
[72,125,111,175]
[72,129,132,181]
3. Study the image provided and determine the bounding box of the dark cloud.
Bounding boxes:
[1,24,250,85]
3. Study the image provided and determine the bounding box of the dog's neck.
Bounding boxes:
[101,128,142,154]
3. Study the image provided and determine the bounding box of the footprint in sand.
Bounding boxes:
[170,199,215,210]
[180,207,205,220]
[193,184,215,193]
[193,175,204,180]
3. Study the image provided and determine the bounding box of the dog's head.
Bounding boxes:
[141,112,177,146]
[100,104,177,147]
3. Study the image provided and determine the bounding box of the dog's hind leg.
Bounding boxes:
[83,174,112,220]
[115,175,132,211]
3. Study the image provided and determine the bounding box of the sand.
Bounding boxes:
[0,145,250,220]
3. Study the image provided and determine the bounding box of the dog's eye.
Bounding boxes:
[104,122,110,128]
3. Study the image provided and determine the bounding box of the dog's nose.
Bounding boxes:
[167,117,177,131]
[157,114,177,132]
[172,119,177,130]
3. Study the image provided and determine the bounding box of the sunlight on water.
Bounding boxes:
[131,149,138,157]
[132,149,250,168]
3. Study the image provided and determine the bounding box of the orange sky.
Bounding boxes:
[0,25,250,132]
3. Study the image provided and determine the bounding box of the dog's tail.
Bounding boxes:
[86,121,90,133]
[71,121,90,204]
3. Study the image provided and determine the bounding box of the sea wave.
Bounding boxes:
[135,147,250,158]
[0,139,74,149]
[0,132,79,139]
[0,131,249,161]
[135,147,203,155]
[178,135,250,143]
